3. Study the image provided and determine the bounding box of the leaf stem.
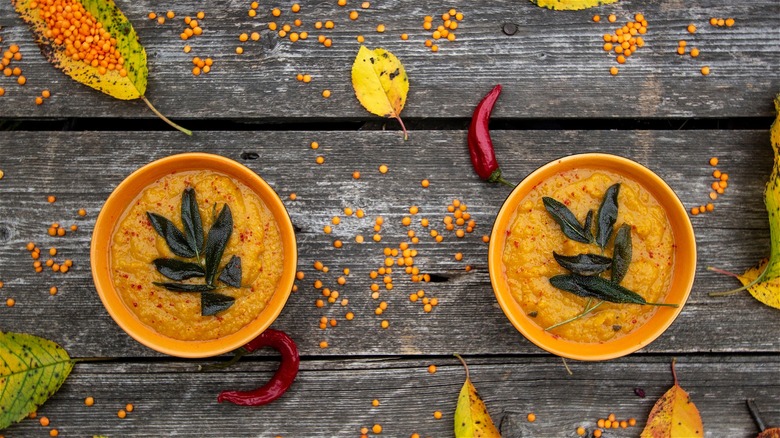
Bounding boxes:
[395,115,408,141]
[453,353,469,381]
[546,300,604,331]
[708,265,766,297]
[671,357,678,386]
[747,399,767,432]
[141,96,192,136]
[645,302,679,308]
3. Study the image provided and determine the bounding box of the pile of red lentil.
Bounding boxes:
[593,13,648,76]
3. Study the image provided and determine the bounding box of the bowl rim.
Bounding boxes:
[90,152,297,358]
[488,153,696,361]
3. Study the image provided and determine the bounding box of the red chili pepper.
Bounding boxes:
[468,84,514,188]
[216,329,299,406]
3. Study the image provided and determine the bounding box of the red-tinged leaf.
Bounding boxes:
[640,359,704,438]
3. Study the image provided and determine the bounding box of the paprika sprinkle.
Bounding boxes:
[468,85,514,188]
[216,329,299,406]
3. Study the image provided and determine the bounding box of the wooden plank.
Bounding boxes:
[0,0,777,119]
[0,130,777,358]
[2,355,778,437]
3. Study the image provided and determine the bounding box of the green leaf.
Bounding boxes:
[204,205,233,286]
[153,282,215,293]
[596,183,620,249]
[201,292,235,316]
[153,258,205,281]
[542,197,592,244]
[147,212,196,258]
[218,256,242,288]
[181,188,204,259]
[553,252,612,276]
[550,274,677,307]
[611,224,633,283]
[0,332,74,430]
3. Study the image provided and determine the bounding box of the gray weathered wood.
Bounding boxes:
[2,355,778,437]
[0,0,777,120]
[0,130,778,358]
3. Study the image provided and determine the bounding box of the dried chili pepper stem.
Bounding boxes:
[216,329,300,406]
[468,85,514,188]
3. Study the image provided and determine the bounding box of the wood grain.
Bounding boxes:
[2,355,778,437]
[0,0,777,120]
[0,130,777,359]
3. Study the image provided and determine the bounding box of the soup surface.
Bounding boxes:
[502,168,675,343]
[110,170,283,341]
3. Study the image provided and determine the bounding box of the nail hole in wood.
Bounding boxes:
[501,23,518,36]
[240,152,259,160]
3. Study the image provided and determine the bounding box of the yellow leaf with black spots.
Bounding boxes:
[0,332,74,430]
[12,0,190,134]
[453,354,501,438]
[530,0,618,10]
[351,45,409,140]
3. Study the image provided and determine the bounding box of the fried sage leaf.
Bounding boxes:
[583,210,594,241]
[153,282,215,293]
[611,224,633,283]
[201,292,236,316]
[204,205,233,286]
[147,212,196,258]
[153,258,205,281]
[542,197,592,244]
[596,183,620,249]
[218,256,242,288]
[181,188,204,258]
[553,252,612,276]
[550,274,677,307]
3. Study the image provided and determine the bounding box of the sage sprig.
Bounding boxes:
[543,183,675,331]
[147,188,242,316]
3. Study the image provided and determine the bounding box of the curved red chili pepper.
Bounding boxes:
[217,329,299,406]
[468,84,514,188]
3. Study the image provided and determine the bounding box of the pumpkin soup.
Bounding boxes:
[502,168,675,343]
[110,170,283,341]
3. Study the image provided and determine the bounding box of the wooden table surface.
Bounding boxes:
[1,0,779,437]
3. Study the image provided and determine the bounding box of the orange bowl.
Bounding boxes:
[91,153,297,358]
[489,153,696,361]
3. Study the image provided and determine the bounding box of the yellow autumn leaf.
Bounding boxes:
[530,0,618,11]
[12,0,190,135]
[0,332,74,430]
[710,94,780,308]
[351,45,409,140]
[453,354,501,438]
[641,359,703,438]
